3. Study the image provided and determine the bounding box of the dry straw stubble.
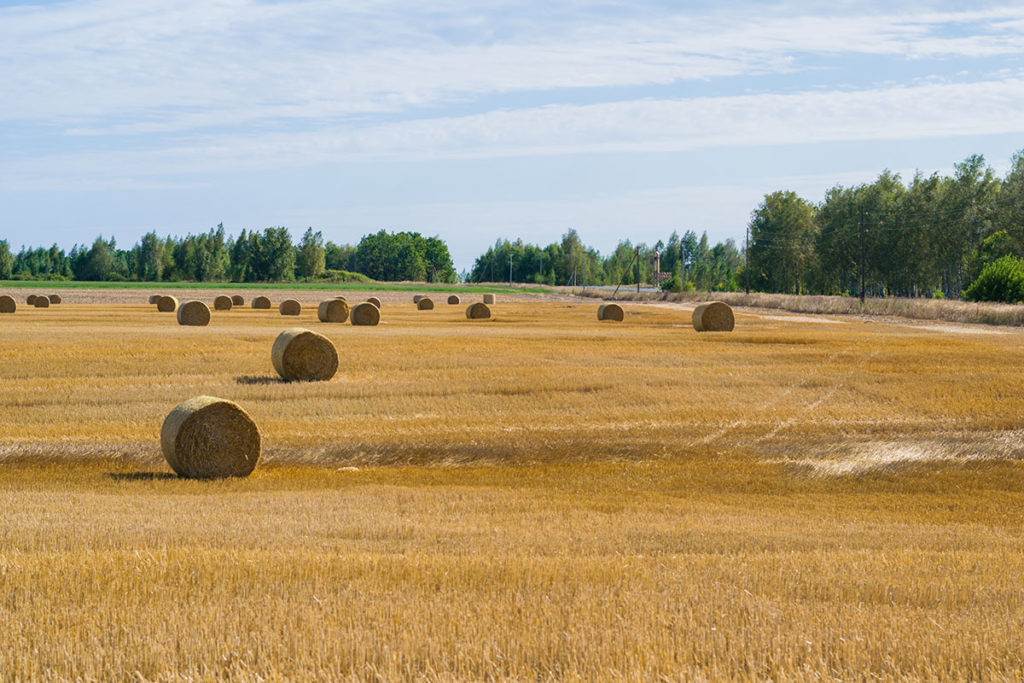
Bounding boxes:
[160,396,261,478]
[157,296,178,313]
[214,296,233,311]
[0,295,15,313]
[466,302,491,320]
[317,299,350,323]
[177,301,211,326]
[280,299,302,316]
[597,303,624,321]
[417,297,434,310]
[271,328,339,382]
[692,301,735,332]
[350,302,381,326]
[252,296,272,309]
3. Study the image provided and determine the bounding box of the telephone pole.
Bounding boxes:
[859,203,867,304]
[744,224,750,294]
[539,250,543,284]
[635,247,641,293]
[509,255,513,286]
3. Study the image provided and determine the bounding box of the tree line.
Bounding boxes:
[0,227,456,284]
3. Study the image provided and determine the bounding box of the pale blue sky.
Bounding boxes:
[2,0,1023,272]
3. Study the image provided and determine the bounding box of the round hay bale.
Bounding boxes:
[177,300,211,326]
[367,296,381,308]
[48,294,61,305]
[157,295,178,313]
[417,297,434,310]
[252,295,271,309]
[279,299,301,316]
[483,293,496,304]
[447,294,461,305]
[271,328,338,382]
[466,302,491,320]
[350,302,380,326]
[160,396,261,479]
[333,296,347,303]
[213,295,233,311]
[597,303,624,322]
[0,295,16,313]
[26,294,37,305]
[148,294,161,305]
[692,301,735,332]
[413,294,424,304]
[231,294,245,306]
[317,298,350,323]
[33,297,50,308]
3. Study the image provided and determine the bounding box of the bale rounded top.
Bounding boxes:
[177,300,212,326]
[279,299,301,316]
[466,302,491,320]
[413,295,424,303]
[692,301,735,332]
[366,296,382,308]
[0,295,16,314]
[417,297,434,310]
[26,294,37,305]
[350,301,381,326]
[157,295,178,313]
[333,296,347,303]
[231,294,245,306]
[317,298,350,323]
[271,328,339,382]
[33,296,50,308]
[447,294,461,305]
[161,396,261,479]
[48,294,61,304]
[597,303,624,322]
[252,295,272,309]
[148,294,161,304]
[213,295,233,311]
[482,293,496,304]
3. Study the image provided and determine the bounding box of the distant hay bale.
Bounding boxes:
[483,294,496,304]
[333,296,347,303]
[0,295,15,313]
[447,294,461,305]
[271,328,338,382]
[692,301,735,332]
[413,295,424,303]
[33,297,50,308]
[466,302,491,319]
[317,298,350,323]
[597,303,624,321]
[231,295,245,306]
[148,294,161,304]
[252,296,271,309]
[367,296,381,308]
[213,295,233,311]
[350,301,380,326]
[26,295,37,305]
[48,294,61,304]
[160,396,261,479]
[417,297,434,310]
[177,300,211,326]
[279,299,301,316]
[157,295,178,313]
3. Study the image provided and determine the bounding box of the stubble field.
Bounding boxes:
[2,292,1024,680]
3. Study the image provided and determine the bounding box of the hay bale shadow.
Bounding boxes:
[235,375,287,385]
[105,472,178,481]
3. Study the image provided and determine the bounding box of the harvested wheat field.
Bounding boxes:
[2,295,1024,679]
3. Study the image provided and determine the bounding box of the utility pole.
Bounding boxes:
[539,250,543,284]
[681,242,687,294]
[509,255,513,286]
[635,247,641,293]
[744,224,750,294]
[859,203,867,304]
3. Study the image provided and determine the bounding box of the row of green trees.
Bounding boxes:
[0,227,456,284]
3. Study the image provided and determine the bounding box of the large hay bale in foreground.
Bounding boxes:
[413,295,424,304]
[317,299,350,323]
[280,299,301,316]
[466,302,491,320]
[157,295,178,313]
[0,295,15,313]
[33,297,50,308]
[350,302,380,326]
[692,301,735,332]
[367,296,381,308]
[213,295,232,311]
[48,294,61,304]
[160,396,261,479]
[417,297,434,310]
[483,294,495,304]
[252,296,271,309]
[231,295,245,306]
[148,294,161,304]
[447,294,461,305]
[271,328,338,382]
[177,300,211,326]
[597,303,624,321]
[26,295,37,305]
